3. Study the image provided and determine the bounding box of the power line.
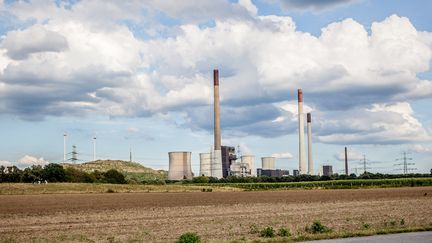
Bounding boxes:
[394,151,416,174]
[358,154,372,174]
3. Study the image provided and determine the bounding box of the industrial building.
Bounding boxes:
[221,146,237,177]
[323,165,333,177]
[257,168,289,177]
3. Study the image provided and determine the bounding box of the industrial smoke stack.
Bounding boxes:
[212,69,223,178]
[298,89,306,174]
[344,147,348,175]
[307,113,313,175]
[214,69,221,150]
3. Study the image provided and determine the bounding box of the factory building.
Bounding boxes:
[257,169,289,177]
[221,146,237,178]
[229,154,255,177]
[323,165,333,177]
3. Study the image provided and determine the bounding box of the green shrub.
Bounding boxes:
[192,176,209,183]
[278,227,291,237]
[306,220,331,234]
[362,223,370,229]
[260,227,275,238]
[400,219,405,225]
[178,232,200,243]
[103,169,126,184]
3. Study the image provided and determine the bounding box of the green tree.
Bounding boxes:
[42,163,66,182]
[103,169,126,184]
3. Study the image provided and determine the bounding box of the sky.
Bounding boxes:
[0,0,431,175]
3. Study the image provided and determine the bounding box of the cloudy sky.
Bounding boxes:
[0,0,431,174]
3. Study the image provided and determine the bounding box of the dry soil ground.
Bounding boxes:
[0,187,431,242]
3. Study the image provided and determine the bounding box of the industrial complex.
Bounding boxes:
[167,69,328,180]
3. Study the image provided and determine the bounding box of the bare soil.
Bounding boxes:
[1,187,431,242]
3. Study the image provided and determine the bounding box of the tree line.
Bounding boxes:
[0,164,126,184]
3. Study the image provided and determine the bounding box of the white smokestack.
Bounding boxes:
[298,89,306,174]
[307,113,313,175]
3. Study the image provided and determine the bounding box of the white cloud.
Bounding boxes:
[334,148,364,161]
[317,102,431,144]
[0,1,431,145]
[2,24,68,60]
[271,152,293,159]
[17,155,48,167]
[276,0,358,12]
[408,144,432,153]
[0,160,13,167]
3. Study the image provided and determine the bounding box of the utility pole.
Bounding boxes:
[63,133,67,162]
[130,147,132,162]
[93,136,96,161]
[358,155,371,174]
[70,145,79,164]
[395,152,416,174]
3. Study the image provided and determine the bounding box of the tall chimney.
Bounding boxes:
[214,69,221,150]
[212,69,223,178]
[344,147,348,175]
[307,113,313,175]
[298,89,306,174]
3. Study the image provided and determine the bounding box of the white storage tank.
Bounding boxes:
[261,157,276,170]
[199,153,211,177]
[168,151,193,180]
[241,155,255,176]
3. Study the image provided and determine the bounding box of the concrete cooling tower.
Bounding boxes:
[241,155,255,176]
[199,152,211,177]
[168,151,193,180]
[261,157,276,170]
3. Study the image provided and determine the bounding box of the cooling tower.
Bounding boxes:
[241,155,255,176]
[298,89,306,174]
[168,151,193,180]
[307,113,314,175]
[261,157,276,170]
[199,153,211,177]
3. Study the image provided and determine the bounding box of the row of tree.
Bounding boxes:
[183,172,432,184]
[0,164,126,184]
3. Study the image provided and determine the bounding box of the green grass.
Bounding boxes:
[0,183,240,195]
[203,178,432,190]
[245,225,432,242]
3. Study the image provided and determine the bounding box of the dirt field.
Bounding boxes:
[1,187,431,242]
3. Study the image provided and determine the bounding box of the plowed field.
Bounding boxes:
[1,187,431,242]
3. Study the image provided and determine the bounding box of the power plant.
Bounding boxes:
[167,70,319,179]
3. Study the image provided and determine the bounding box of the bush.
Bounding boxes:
[362,223,370,229]
[103,169,126,184]
[42,163,66,182]
[192,176,209,183]
[306,221,331,234]
[278,227,291,237]
[178,232,200,243]
[260,227,275,238]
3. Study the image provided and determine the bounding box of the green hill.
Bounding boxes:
[61,160,167,182]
